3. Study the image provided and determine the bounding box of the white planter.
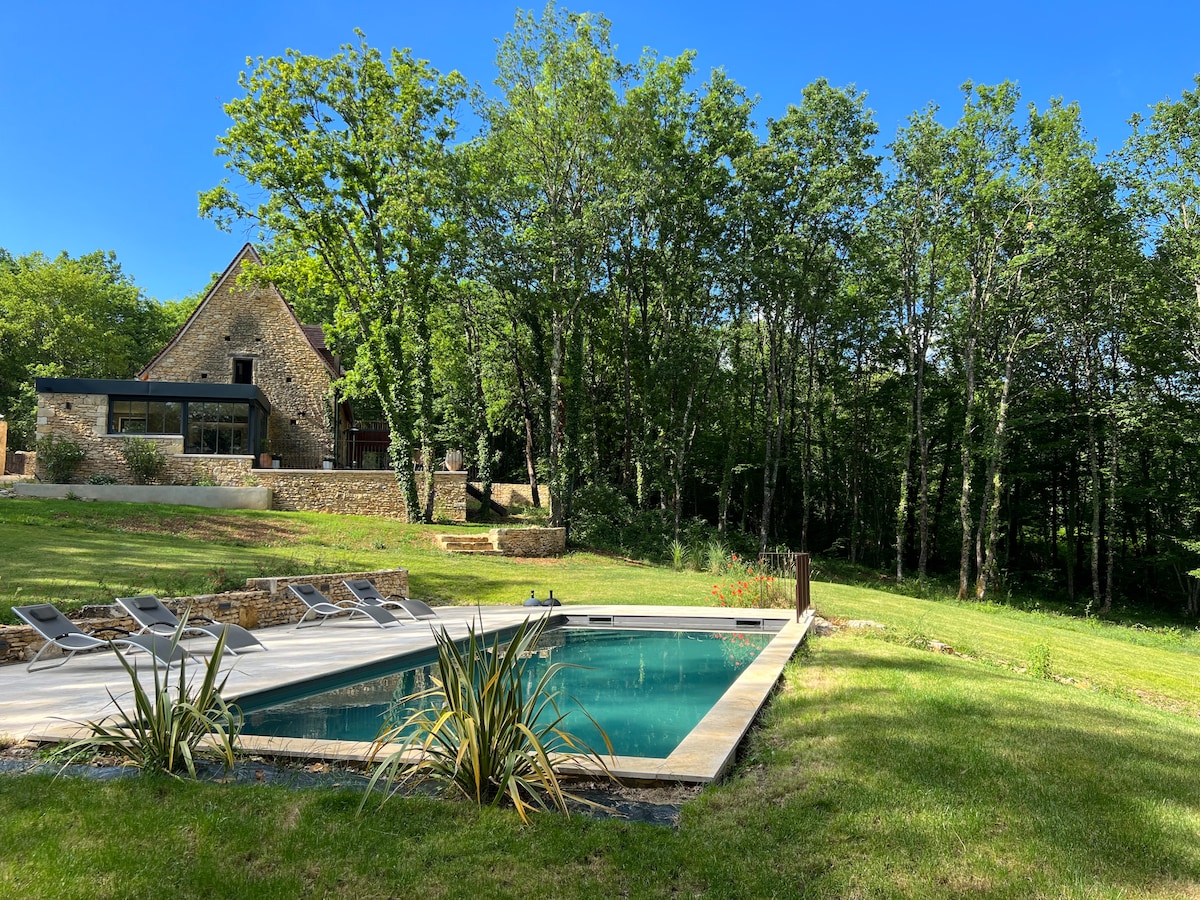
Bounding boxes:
[322,460,334,470]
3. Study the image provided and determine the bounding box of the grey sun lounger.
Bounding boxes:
[342,579,439,621]
[288,583,402,629]
[14,603,191,673]
[116,595,266,655]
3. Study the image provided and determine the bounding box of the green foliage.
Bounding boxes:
[53,622,241,778]
[1027,642,1054,679]
[120,437,167,485]
[704,539,728,575]
[365,615,614,823]
[36,434,86,483]
[202,34,466,525]
[85,472,119,485]
[668,538,686,572]
[0,249,174,450]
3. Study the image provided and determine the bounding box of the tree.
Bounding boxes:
[200,34,465,523]
[0,249,172,448]
[481,5,623,530]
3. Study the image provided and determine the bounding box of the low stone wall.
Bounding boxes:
[256,470,466,522]
[489,527,566,557]
[0,567,409,667]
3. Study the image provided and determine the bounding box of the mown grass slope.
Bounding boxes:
[1,498,1199,897]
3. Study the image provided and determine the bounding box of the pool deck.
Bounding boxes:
[0,604,813,784]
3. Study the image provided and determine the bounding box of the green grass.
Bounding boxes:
[2,498,1200,897]
[0,498,721,622]
[2,632,1199,898]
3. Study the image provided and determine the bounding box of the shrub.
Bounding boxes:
[120,437,166,485]
[85,472,119,485]
[36,434,86,483]
[365,615,614,823]
[54,622,241,778]
[1028,642,1053,679]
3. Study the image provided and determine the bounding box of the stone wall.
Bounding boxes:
[4,450,34,476]
[140,245,343,470]
[489,527,566,557]
[257,470,466,522]
[470,482,551,510]
[0,568,409,667]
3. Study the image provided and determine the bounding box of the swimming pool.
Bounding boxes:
[240,626,774,758]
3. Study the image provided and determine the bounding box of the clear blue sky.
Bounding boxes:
[2,1,1197,302]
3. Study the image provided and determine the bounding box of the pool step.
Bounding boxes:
[435,534,503,555]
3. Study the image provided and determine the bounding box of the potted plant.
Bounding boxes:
[258,439,273,469]
[322,454,335,470]
[444,449,464,472]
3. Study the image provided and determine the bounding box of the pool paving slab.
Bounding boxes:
[0,604,813,784]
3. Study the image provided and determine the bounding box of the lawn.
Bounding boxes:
[0,498,722,622]
[2,498,1200,897]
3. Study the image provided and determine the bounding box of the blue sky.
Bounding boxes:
[1,1,1197,302]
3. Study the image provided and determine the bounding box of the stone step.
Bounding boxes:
[435,533,499,554]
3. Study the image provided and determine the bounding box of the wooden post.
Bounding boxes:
[796,552,811,621]
[0,419,7,475]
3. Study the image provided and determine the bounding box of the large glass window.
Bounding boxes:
[109,399,182,435]
[185,402,249,455]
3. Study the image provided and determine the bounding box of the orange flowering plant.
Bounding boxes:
[708,553,791,609]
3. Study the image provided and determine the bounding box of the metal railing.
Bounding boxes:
[757,552,812,622]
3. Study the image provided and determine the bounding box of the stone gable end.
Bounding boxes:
[141,246,337,469]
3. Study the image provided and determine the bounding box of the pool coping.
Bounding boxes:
[5,604,813,785]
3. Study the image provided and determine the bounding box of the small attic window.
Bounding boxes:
[232,359,253,384]
[200,373,207,379]
[289,419,298,426]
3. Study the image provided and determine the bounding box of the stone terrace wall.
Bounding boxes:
[0,568,409,667]
[256,470,466,522]
[470,482,551,510]
[489,527,566,557]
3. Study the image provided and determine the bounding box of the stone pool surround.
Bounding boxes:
[0,604,813,785]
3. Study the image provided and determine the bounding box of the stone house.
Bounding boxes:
[34,244,352,481]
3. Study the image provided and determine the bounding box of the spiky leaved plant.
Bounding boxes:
[54,618,241,778]
[364,614,614,823]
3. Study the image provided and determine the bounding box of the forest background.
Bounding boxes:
[4,6,1200,621]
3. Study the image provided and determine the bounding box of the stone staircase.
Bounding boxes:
[435,533,502,555]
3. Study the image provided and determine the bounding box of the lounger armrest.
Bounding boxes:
[185,615,217,625]
[385,594,409,602]
[90,626,133,638]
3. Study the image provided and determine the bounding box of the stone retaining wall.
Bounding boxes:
[256,470,466,522]
[489,527,566,557]
[470,482,551,510]
[0,567,409,667]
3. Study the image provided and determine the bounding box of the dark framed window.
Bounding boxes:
[185,401,250,455]
[108,399,182,435]
[232,359,253,384]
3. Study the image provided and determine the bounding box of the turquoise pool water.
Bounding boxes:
[241,627,773,758]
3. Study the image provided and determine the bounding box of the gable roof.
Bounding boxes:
[138,243,340,380]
